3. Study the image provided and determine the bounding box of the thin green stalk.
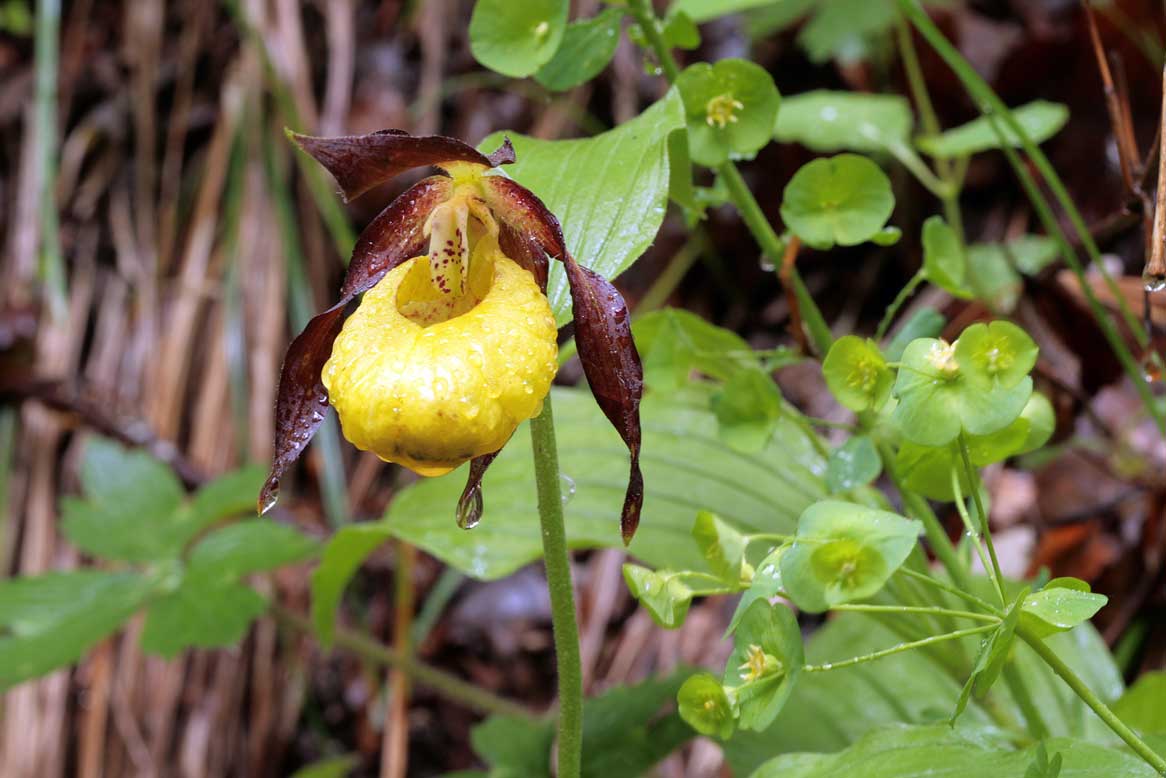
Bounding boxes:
[956,434,1006,605]
[1001,661,1051,741]
[1019,626,1166,775]
[410,568,464,647]
[876,270,925,341]
[949,460,1005,606]
[35,0,66,316]
[529,396,583,778]
[271,604,535,720]
[803,624,997,673]
[830,604,999,623]
[626,0,681,81]
[899,567,1001,616]
[898,0,1165,437]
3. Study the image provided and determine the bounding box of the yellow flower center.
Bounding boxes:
[927,340,960,377]
[705,93,744,129]
[738,644,781,683]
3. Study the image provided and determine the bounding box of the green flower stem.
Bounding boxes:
[1018,625,1166,775]
[803,623,997,673]
[899,567,1001,616]
[529,395,584,778]
[956,434,1007,606]
[875,270,925,341]
[1001,661,1051,742]
[628,0,833,356]
[830,604,1000,623]
[949,461,1003,605]
[35,0,67,316]
[876,439,973,593]
[270,604,535,720]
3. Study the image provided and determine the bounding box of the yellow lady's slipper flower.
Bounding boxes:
[261,130,645,542]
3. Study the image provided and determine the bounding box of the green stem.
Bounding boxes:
[898,567,1001,616]
[876,270,925,341]
[270,604,535,720]
[957,434,1007,606]
[626,0,681,81]
[830,604,999,623]
[529,396,584,778]
[1001,661,1051,741]
[35,0,66,317]
[803,624,997,673]
[1019,626,1166,775]
[949,459,1001,604]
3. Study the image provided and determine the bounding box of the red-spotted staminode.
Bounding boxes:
[259,130,644,542]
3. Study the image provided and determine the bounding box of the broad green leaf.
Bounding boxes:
[748,724,1156,778]
[775,90,913,153]
[311,523,394,647]
[884,308,946,361]
[676,58,781,166]
[623,564,694,628]
[670,0,782,22]
[384,387,827,580]
[780,154,894,249]
[1006,235,1060,275]
[1021,580,1107,639]
[468,0,567,78]
[534,8,622,91]
[917,101,1069,158]
[661,10,700,49]
[0,571,152,687]
[678,673,736,739]
[692,511,748,583]
[188,519,317,581]
[80,436,184,519]
[954,595,1022,721]
[479,90,685,322]
[141,578,267,658]
[744,0,818,38]
[724,600,804,730]
[921,215,971,297]
[727,546,785,636]
[289,755,359,778]
[797,0,898,64]
[826,435,881,494]
[1113,672,1166,734]
[896,417,1029,502]
[711,367,783,452]
[822,336,892,412]
[186,465,266,531]
[955,321,1039,391]
[965,236,1059,313]
[1018,391,1055,454]
[470,715,554,778]
[633,308,761,390]
[781,501,921,612]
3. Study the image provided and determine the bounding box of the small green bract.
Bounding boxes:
[675,58,781,166]
[780,154,895,249]
[822,336,893,412]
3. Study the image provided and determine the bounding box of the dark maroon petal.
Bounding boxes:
[498,222,549,293]
[289,130,505,202]
[456,451,501,529]
[480,176,566,260]
[563,255,644,544]
[342,175,452,298]
[260,177,449,514]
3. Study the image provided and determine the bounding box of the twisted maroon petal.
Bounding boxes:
[259,175,452,514]
[479,176,567,260]
[289,130,510,202]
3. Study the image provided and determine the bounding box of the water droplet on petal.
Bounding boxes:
[457,486,484,529]
[259,480,280,515]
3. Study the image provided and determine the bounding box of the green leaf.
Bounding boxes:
[623,564,694,628]
[918,101,1069,159]
[670,0,782,23]
[884,307,946,361]
[895,417,1029,501]
[797,0,898,64]
[534,8,622,91]
[966,243,1023,313]
[780,154,894,249]
[1017,392,1055,454]
[1021,579,1107,639]
[955,321,1039,391]
[141,578,267,659]
[311,523,394,647]
[775,90,913,153]
[921,215,971,297]
[822,336,892,412]
[826,435,882,494]
[692,511,748,583]
[724,600,804,731]
[80,436,185,519]
[468,0,568,78]
[1006,235,1060,276]
[728,546,785,637]
[953,595,1021,721]
[470,715,554,778]
[748,725,1157,778]
[780,500,921,613]
[661,10,701,49]
[289,755,360,778]
[188,519,317,581]
[711,367,784,452]
[384,387,827,580]
[676,58,781,167]
[633,308,762,390]
[186,465,267,531]
[479,89,685,323]
[1114,672,1166,735]
[678,673,737,739]
[0,571,152,687]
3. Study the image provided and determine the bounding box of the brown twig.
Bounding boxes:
[778,235,810,353]
[1144,63,1166,288]
[1082,1,1140,197]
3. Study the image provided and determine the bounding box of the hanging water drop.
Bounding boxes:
[1144,269,1166,293]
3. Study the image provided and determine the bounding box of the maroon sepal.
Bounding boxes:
[498,222,549,293]
[456,451,501,530]
[258,175,451,514]
[480,176,567,260]
[563,254,644,544]
[288,130,513,202]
